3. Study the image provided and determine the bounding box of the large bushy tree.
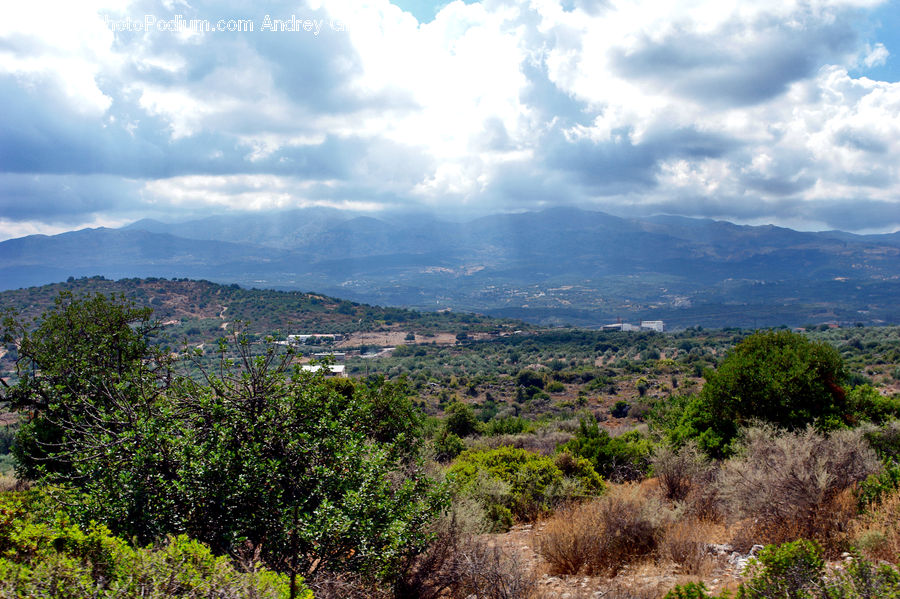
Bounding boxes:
[1,292,444,587]
[670,330,850,457]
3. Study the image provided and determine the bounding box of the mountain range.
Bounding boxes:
[1,207,898,328]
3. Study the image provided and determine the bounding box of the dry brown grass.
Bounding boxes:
[534,484,670,577]
[851,486,900,562]
[396,511,537,599]
[658,518,716,577]
[0,472,20,493]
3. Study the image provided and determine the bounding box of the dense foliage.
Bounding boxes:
[448,446,603,530]
[563,418,653,482]
[0,490,304,598]
[1,293,445,586]
[665,330,900,456]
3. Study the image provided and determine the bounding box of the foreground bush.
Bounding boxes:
[2,293,445,584]
[448,446,603,529]
[0,490,304,598]
[717,425,879,550]
[535,484,668,575]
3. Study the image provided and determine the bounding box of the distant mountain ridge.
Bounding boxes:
[3,207,899,327]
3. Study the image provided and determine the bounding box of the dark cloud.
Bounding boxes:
[833,127,889,153]
[611,13,858,106]
[802,198,900,231]
[0,174,140,222]
[540,123,737,194]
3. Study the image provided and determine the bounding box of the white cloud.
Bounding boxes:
[1,0,900,232]
[863,42,889,67]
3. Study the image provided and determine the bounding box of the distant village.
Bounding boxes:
[278,320,666,380]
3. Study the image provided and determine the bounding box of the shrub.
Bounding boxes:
[535,485,669,576]
[434,429,465,462]
[846,384,900,426]
[0,490,303,598]
[670,331,852,457]
[553,450,606,495]
[449,446,603,529]
[717,425,880,550]
[546,381,565,393]
[665,540,900,599]
[740,539,825,598]
[861,419,900,464]
[444,401,481,438]
[653,441,711,503]
[449,446,564,526]
[396,515,534,599]
[453,540,537,599]
[659,518,715,576]
[564,418,653,482]
[852,485,900,562]
[856,465,900,511]
[611,400,631,418]
[515,369,544,390]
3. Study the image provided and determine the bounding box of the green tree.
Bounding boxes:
[669,330,850,457]
[443,400,480,437]
[2,293,445,586]
[1,291,169,480]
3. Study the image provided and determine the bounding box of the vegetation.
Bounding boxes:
[665,539,900,598]
[664,330,900,457]
[1,279,900,598]
[1,292,445,592]
[0,490,304,598]
[448,446,600,530]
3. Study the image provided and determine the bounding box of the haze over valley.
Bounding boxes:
[1,206,898,328]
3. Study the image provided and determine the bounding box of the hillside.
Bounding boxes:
[0,278,526,377]
[1,208,899,327]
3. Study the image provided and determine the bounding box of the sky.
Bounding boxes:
[1,0,900,241]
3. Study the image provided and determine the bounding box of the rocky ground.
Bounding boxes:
[486,523,755,599]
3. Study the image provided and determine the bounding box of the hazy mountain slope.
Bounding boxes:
[2,208,898,326]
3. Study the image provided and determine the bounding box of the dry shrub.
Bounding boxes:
[718,425,879,552]
[396,510,468,599]
[681,466,723,522]
[535,484,670,576]
[659,518,715,576]
[397,509,535,599]
[308,574,391,599]
[454,540,537,599]
[851,486,900,562]
[652,441,710,503]
[0,472,17,493]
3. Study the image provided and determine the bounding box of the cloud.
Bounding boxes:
[609,12,858,107]
[0,173,141,222]
[863,42,889,68]
[0,0,899,238]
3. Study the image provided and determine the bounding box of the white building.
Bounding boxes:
[300,364,346,377]
[640,320,664,332]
